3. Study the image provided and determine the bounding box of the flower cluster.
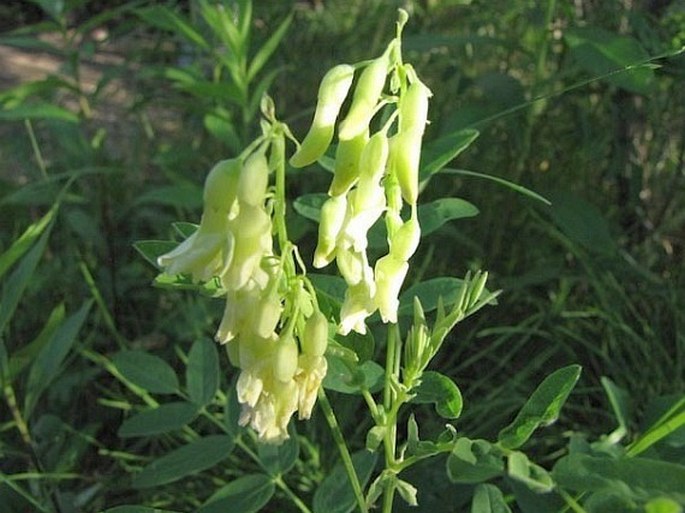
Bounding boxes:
[157,144,328,444]
[290,45,430,335]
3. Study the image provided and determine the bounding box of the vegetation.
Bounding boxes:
[1,1,683,512]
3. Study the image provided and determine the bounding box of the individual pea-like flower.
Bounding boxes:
[236,334,301,444]
[374,254,409,324]
[339,279,377,335]
[295,354,327,419]
[157,159,242,282]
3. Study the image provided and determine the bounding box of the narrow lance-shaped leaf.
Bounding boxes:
[0,203,57,280]
[24,300,93,418]
[0,229,52,334]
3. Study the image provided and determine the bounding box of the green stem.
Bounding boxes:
[274,476,313,513]
[318,389,368,513]
[381,324,402,512]
[24,120,47,179]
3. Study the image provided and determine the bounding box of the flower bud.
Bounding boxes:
[329,130,368,196]
[203,158,241,213]
[390,217,421,262]
[255,294,282,338]
[273,335,299,383]
[302,311,328,357]
[393,129,422,205]
[314,195,347,268]
[374,254,409,324]
[290,64,355,168]
[354,132,389,208]
[238,151,269,206]
[399,81,431,134]
[338,56,389,140]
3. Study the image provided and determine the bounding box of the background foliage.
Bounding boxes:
[1,0,683,512]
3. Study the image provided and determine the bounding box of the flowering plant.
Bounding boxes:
[138,9,583,513]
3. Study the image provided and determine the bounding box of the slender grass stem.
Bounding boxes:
[317,389,368,513]
[24,120,48,179]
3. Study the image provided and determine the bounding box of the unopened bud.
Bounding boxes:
[338,56,389,140]
[399,81,431,134]
[302,311,328,357]
[390,217,421,262]
[273,335,299,383]
[203,159,241,213]
[314,195,347,268]
[329,130,368,196]
[238,151,269,206]
[290,64,355,168]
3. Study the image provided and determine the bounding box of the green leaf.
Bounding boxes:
[112,350,180,395]
[420,128,479,179]
[601,376,632,441]
[133,435,235,488]
[565,27,654,94]
[412,371,463,419]
[133,240,178,269]
[293,193,327,222]
[134,183,203,209]
[0,103,79,122]
[438,168,551,205]
[471,484,513,513]
[7,303,64,382]
[247,14,293,82]
[447,438,505,484]
[135,6,209,50]
[198,474,274,513]
[545,190,616,255]
[117,402,199,438]
[0,229,51,334]
[0,204,56,281]
[257,426,299,475]
[645,497,682,513]
[398,277,464,316]
[224,384,242,439]
[186,338,220,407]
[506,451,554,493]
[498,365,581,449]
[323,355,384,395]
[313,450,378,513]
[24,300,93,417]
[552,453,685,502]
[419,197,479,235]
[102,507,182,513]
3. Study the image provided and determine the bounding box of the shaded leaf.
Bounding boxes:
[257,425,299,475]
[118,402,199,438]
[186,338,220,407]
[323,355,384,395]
[198,474,275,513]
[293,193,327,222]
[565,27,654,94]
[133,240,178,269]
[412,371,463,419]
[133,435,235,488]
[498,365,581,449]
[471,483,513,513]
[24,301,93,417]
[0,230,52,334]
[398,277,464,316]
[419,198,479,235]
[313,450,378,513]
[447,438,505,484]
[247,14,293,82]
[0,204,56,280]
[553,453,685,502]
[420,128,479,179]
[112,350,180,394]
[0,103,78,122]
